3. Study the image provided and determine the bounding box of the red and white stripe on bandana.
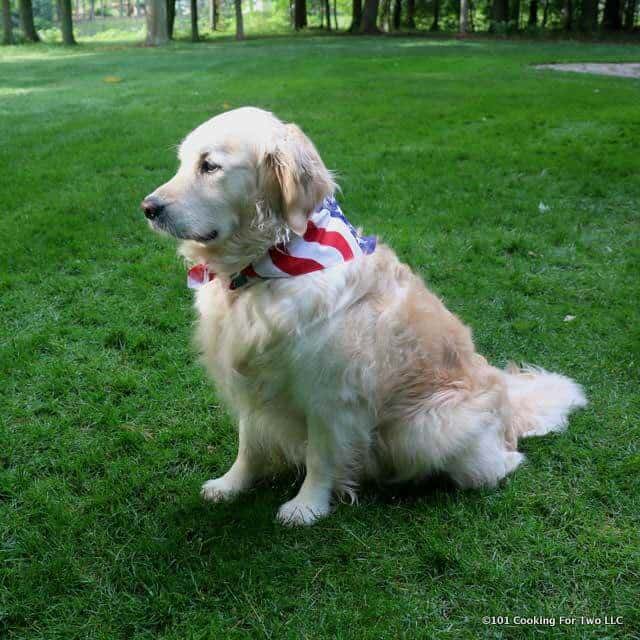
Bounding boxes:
[187,196,377,291]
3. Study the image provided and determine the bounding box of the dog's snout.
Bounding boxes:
[141,197,165,220]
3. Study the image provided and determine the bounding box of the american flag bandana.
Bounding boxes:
[187,197,377,291]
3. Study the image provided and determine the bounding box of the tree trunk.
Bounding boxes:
[624,0,637,28]
[602,0,622,28]
[324,0,331,28]
[528,0,537,25]
[2,0,12,44]
[379,0,390,29]
[460,0,469,31]
[562,0,572,29]
[348,0,361,30]
[19,0,40,41]
[166,0,175,38]
[58,0,76,43]
[294,0,307,28]
[333,0,338,28]
[234,0,244,39]
[491,0,509,22]
[89,0,94,19]
[541,0,549,24]
[359,0,379,31]
[145,0,169,44]
[405,0,414,26]
[511,0,520,26]
[190,0,199,40]
[430,0,440,29]
[580,0,597,30]
[119,0,124,16]
[210,0,218,29]
[392,0,401,29]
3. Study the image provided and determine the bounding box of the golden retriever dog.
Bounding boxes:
[142,107,587,526]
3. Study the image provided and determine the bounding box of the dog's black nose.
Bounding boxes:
[141,197,165,220]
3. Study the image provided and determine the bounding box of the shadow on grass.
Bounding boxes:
[164,471,463,551]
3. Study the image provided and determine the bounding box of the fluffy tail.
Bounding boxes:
[504,364,587,439]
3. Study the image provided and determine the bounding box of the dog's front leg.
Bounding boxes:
[276,415,338,526]
[201,418,259,503]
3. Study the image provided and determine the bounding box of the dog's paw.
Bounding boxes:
[276,498,330,527]
[201,477,239,503]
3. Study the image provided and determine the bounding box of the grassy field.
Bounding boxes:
[1,35,639,639]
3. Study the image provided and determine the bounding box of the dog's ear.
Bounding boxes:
[263,123,335,235]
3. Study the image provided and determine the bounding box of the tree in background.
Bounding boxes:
[234,0,244,39]
[541,0,550,25]
[209,0,220,31]
[19,0,40,41]
[392,0,401,29]
[2,0,12,44]
[431,0,440,29]
[379,0,389,28]
[190,0,198,40]
[491,0,509,23]
[405,0,415,26]
[57,0,76,43]
[580,0,597,31]
[166,0,175,37]
[602,0,622,28]
[145,0,168,44]
[210,0,219,29]
[359,0,379,31]
[460,0,470,31]
[624,0,638,28]
[511,0,520,26]
[348,0,362,30]
[528,0,538,26]
[561,0,574,29]
[2,0,637,46]
[294,0,307,28]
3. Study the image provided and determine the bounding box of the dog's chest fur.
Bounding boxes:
[192,262,364,415]
[190,246,472,429]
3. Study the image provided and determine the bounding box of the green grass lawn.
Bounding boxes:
[1,35,639,639]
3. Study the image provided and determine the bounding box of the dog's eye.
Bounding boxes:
[200,159,221,174]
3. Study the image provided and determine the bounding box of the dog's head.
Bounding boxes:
[141,107,335,272]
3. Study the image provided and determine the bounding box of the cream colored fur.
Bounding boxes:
[144,107,587,526]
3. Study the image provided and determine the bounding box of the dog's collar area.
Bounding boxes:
[187,196,376,291]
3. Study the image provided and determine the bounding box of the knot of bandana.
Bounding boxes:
[187,196,377,291]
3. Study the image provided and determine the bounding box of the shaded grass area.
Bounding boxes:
[1,36,639,639]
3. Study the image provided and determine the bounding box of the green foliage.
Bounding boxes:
[11,0,640,41]
[1,36,639,639]
[33,0,54,22]
[490,18,520,33]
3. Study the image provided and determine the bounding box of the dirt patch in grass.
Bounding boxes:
[536,63,640,78]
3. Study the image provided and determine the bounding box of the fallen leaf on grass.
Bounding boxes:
[103,76,123,84]
[563,315,576,322]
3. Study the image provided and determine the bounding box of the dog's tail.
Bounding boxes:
[503,364,587,440]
